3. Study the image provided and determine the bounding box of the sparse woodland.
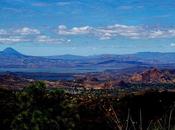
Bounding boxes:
[0,81,175,130]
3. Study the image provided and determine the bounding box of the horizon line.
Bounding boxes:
[1,47,175,57]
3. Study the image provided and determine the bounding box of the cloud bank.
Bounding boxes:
[1,24,175,44]
[0,27,69,44]
[58,24,175,40]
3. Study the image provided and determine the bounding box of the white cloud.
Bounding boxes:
[35,35,68,44]
[57,24,175,40]
[0,27,40,44]
[95,24,142,39]
[15,27,40,35]
[56,2,71,6]
[2,25,175,44]
[0,36,29,44]
[32,2,50,7]
[0,29,7,35]
[36,35,54,43]
[118,5,133,10]
[170,43,175,47]
[32,2,71,7]
[58,25,92,35]
[0,27,68,44]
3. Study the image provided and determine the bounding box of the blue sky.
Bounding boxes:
[0,0,175,56]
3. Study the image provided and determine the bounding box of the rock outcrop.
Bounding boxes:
[130,68,171,83]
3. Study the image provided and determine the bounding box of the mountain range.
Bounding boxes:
[0,47,175,73]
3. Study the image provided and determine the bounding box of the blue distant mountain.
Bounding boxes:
[134,52,175,63]
[0,47,24,57]
[46,54,85,60]
[0,48,175,72]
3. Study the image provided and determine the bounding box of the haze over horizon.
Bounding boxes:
[1,47,175,57]
[1,0,175,56]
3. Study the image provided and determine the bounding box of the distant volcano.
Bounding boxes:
[0,47,24,57]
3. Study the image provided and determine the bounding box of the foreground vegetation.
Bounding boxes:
[0,81,175,130]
